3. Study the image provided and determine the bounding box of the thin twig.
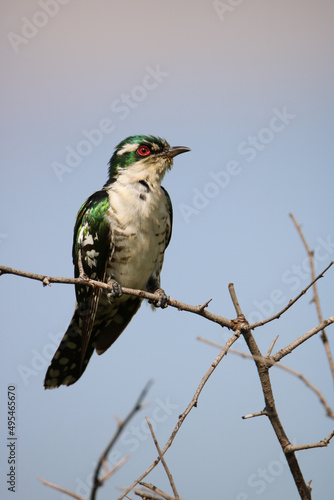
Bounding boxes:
[135,488,171,500]
[0,265,232,329]
[117,331,241,499]
[139,482,176,500]
[198,337,334,418]
[37,477,86,500]
[290,213,334,384]
[249,262,333,329]
[91,380,153,500]
[145,418,179,499]
[271,317,334,363]
[266,335,279,357]
[284,430,334,452]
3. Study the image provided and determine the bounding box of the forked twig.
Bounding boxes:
[145,418,179,498]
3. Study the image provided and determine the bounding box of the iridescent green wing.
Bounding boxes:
[72,189,112,365]
[161,186,173,248]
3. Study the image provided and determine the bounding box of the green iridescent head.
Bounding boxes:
[106,135,190,184]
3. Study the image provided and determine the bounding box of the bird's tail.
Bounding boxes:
[44,307,95,389]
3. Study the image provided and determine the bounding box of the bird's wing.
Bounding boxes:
[161,186,173,249]
[72,189,112,367]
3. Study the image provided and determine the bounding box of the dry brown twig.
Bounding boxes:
[137,481,177,500]
[289,213,334,383]
[145,418,179,499]
[37,477,86,500]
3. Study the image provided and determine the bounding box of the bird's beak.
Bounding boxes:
[165,146,191,158]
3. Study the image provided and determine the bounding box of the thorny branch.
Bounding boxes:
[117,331,241,500]
[38,382,153,500]
[1,262,333,499]
[197,337,334,419]
[0,265,232,329]
[145,418,179,499]
[249,261,333,329]
[228,283,313,500]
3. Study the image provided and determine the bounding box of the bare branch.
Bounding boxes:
[198,337,334,418]
[226,285,312,500]
[117,331,241,499]
[91,380,153,500]
[228,282,243,317]
[290,213,334,384]
[134,492,162,500]
[145,418,179,499]
[249,262,333,329]
[139,482,177,500]
[271,317,334,363]
[37,477,86,500]
[284,430,334,452]
[0,265,232,329]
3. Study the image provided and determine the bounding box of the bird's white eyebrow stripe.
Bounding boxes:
[117,143,139,155]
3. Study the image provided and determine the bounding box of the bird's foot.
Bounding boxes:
[106,278,123,300]
[149,288,169,309]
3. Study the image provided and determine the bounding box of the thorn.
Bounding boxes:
[114,414,123,426]
[198,298,213,312]
[266,335,279,357]
[42,277,51,287]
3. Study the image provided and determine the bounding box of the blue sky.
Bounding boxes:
[1,1,334,499]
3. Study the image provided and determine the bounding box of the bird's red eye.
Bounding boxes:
[137,145,151,157]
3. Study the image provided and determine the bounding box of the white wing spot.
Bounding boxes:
[63,375,77,385]
[67,342,77,349]
[59,357,70,365]
[85,249,100,268]
[49,369,60,377]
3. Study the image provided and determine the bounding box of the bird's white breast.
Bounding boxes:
[106,180,169,289]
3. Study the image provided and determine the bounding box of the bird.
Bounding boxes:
[44,135,190,388]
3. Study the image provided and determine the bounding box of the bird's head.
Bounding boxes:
[106,135,190,186]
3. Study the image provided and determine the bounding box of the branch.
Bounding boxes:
[91,381,153,500]
[117,331,241,499]
[198,337,334,419]
[37,477,86,500]
[284,430,334,452]
[138,482,177,500]
[38,383,152,500]
[228,283,312,500]
[249,262,333,329]
[145,418,179,499]
[0,265,232,329]
[271,317,334,363]
[290,213,334,383]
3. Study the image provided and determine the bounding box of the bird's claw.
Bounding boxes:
[106,279,123,300]
[149,288,169,309]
